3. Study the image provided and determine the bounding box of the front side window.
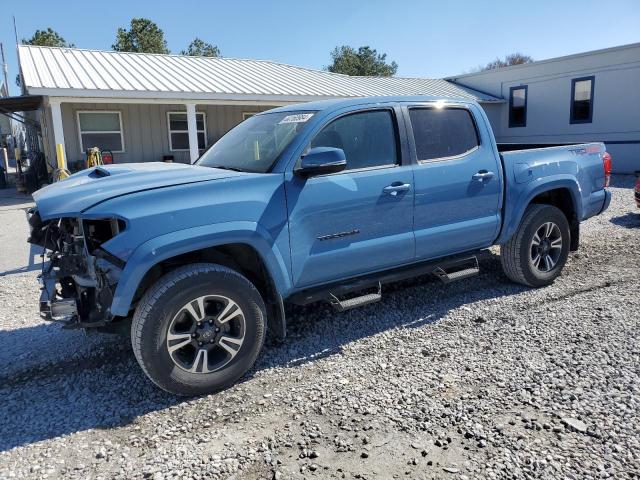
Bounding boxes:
[571,77,594,124]
[197,111,315,173]
[77,111,124,152]
[168,112,206,151]
[409,107,479,161]
[311,110,398,170]
[509,86,527,128]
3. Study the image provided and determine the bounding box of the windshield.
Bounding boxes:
[197,111,316,173]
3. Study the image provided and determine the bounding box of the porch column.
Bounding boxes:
[186,102,199,163]
[50,100,66,163]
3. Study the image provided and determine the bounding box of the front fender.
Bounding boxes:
[496,176,583,245]
[109,221,292,317]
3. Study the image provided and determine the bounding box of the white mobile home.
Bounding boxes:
[447,42,640,173]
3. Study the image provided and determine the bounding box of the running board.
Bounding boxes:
[329,282,382,312]
[287,251,483,308]
[432,256,479,284]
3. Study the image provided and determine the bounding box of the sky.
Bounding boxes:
[1,0,639,96]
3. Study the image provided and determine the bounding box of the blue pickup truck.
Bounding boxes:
[28,96,612,395]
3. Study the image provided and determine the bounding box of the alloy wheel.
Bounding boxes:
[166,295,245,374]
[530,222,563,273]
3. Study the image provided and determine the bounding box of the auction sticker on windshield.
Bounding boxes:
[278,113,314,124]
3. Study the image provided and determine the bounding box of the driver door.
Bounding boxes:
[285,107,415,288]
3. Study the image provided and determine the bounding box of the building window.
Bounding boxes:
[408,107,479,162]
[509,86,527,128]
[570,76,595,124]
[167,112,206,151]
[77,111,124,152]
[242,112,257,120]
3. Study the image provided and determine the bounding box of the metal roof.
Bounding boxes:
[18,45,501,103]
[446,41,640,80]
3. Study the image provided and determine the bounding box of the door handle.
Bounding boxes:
[472,170,495,181]
[383,183,411,196]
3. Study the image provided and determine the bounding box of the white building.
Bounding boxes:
[447,42,640,173]
[11,45,499,167]
[4,42,638,173]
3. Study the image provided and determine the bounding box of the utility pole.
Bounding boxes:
[0,43,9,97]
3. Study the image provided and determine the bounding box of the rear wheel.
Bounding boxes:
[131,263,266,396]
[500,204,570,287]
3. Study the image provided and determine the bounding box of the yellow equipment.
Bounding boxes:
[52,143,71,182]
[51,146,110,182]
[86,147,104,168]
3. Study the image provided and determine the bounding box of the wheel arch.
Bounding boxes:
[110,222,290,338]
[527,187,580,250]
[498,178,582,248]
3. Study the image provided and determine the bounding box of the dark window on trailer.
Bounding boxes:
[509,86,527,127]
[570,76,594,124]
[408,107,479,161]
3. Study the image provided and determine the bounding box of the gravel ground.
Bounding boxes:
[0,176,639,480]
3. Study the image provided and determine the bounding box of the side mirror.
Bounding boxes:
[296,147,346,177]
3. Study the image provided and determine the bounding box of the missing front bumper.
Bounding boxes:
[39,269,78,323]
[30,211,124,329]
[38,256,117,329]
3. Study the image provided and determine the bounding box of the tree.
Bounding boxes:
[112,18,169,54]
[181,38,220,57]
[22,28,74,48]
[326,46,398,77]
[481,52,533,71]
[18,28,75,87]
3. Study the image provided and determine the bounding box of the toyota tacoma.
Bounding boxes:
[28,96,612,395]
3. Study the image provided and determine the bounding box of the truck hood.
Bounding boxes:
[33,162,241,220]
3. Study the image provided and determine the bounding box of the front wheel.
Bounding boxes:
[500,204,570,287]
[131,263,266,396]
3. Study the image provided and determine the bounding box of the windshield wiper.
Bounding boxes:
[208,165,245,172]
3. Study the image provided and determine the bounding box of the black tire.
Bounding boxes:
[500,204,570,287]
[131,263,266,396]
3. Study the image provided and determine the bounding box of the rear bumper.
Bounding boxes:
[599,189,612,215]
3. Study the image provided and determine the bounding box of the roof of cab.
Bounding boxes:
[264,95,477,114]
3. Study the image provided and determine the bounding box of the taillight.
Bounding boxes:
[602,152,612,188]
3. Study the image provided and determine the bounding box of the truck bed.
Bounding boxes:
[497,142,576,152]
[496,142,610,243]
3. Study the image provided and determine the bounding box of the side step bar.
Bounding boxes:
[329,282,382,312]
[289,252,482,312]
[432,256,479,284]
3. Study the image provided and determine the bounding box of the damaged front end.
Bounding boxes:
[28,209,126,330]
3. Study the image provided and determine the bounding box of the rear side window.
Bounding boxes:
[409,108,479,161]
[311,110,398,170]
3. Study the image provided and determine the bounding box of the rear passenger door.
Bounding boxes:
[286,107,415,288]
[405,103,502,260]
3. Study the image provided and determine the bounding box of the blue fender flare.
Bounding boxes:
[496,176,583,245]
[109,221,292,317]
